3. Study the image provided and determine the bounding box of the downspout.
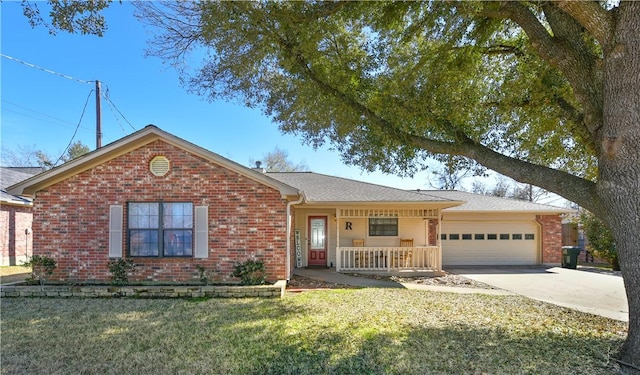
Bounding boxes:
[286,193,304,281]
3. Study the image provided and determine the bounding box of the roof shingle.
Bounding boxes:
[266,172,454,203]
[420,190,569,213]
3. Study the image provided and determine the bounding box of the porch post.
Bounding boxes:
[335,209,341,271]
[437,209,443,271]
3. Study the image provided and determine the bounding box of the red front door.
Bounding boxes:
[308,216,327,266]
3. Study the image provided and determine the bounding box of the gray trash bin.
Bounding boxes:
[561,246,581,269]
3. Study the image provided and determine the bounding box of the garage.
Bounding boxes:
[442,221,539,265]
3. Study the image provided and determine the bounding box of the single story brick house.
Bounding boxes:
[1,167,41,265]
[8,125,568,283]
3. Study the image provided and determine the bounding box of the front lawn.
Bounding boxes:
[0,289,627,374]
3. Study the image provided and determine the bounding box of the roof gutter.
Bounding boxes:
[286,193,305,281]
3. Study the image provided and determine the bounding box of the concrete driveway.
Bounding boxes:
[446,266,628,322]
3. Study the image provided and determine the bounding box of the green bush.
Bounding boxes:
[195,264,209,285]
[108,258,136,286]
[23,255,57,286]
[580,211,619,270]
[232,259,266,285]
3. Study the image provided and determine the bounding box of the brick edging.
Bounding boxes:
[1,280,287,299]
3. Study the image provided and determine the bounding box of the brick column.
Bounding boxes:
[536,215,563,264]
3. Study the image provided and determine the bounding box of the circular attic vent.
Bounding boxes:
[149,156,170,177]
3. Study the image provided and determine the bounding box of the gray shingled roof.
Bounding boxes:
[419,190,570,213]
[1,167,40,205]
[266,172,456,203]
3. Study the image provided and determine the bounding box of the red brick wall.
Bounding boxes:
[428,219,438,246]
[32,140,288,283]
[0,203,33,265]
[536,214,562,264]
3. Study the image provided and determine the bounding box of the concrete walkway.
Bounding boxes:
[293,268,513,295]
[447,266,628,322]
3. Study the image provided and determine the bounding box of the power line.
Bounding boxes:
[103,86,137,132]
[52,90,94,167]
[2,54,139,144]
[1,53,93,84]
[105,99,128,133]
[1,99,93,131]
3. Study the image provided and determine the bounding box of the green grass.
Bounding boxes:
[1,289,627,374]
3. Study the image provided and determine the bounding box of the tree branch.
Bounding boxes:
[482,2,603,155]
[408,132,602,212]
[480,3,559,64]
[555,1,614,49]
[275,27,601,211]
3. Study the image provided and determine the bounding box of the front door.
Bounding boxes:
[308,216,327,266]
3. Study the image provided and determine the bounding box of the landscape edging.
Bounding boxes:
[0,280,287,299]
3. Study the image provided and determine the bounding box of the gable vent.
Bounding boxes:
[149,156,170,177]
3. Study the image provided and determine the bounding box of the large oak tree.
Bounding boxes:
[24,0,640,368]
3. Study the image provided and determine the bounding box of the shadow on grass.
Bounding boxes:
[239,322,622,374]
[0,290,625,374]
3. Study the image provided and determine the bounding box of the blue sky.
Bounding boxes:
[1,2,444,190]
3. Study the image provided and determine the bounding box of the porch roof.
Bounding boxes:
[267,172,461,207]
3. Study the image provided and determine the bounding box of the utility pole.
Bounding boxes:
[96,80,102,148]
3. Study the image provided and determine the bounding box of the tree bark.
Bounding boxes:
[598,2,640,368]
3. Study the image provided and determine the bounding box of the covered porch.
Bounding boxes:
[338,245,441,272]
[334,207,442,273]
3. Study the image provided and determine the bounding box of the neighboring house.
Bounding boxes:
[1,167,42,265]
[7,126,568,283]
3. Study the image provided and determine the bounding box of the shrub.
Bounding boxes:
[23,255,57,287]
[195,264,209,285]
[108,258,136,286]
[580,211,619,270]
[232,259,266,285]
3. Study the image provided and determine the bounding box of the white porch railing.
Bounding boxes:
[337,246,442,272]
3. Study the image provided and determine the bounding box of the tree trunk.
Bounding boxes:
[598,2,640,368]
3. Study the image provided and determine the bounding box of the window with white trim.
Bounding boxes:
[368,218,398,236]
[128,202,193,257]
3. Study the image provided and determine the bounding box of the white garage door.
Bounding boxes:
[442,221,539,266]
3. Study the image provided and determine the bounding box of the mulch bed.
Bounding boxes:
[286,275,357,291]
[286,272,495,291]
[345,272,496,289]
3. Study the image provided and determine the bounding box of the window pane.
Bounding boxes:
[512,234,523,240]
[475,234,485,240]
[441,234,447,240]
[129,230,159,256]
[368,218,398,236]
[164,230,193,256]
[449,234,460,240]
[500,234,510,240]
[462,234,472,240]
[488,234,497,240]
[163,203,193,229]
[129,203,159,229]
[525,233,535,240]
